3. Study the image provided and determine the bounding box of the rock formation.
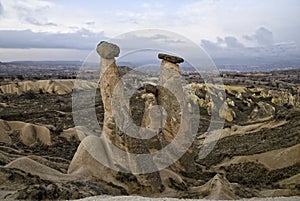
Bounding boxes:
[70,41,162,194]
[190,174,239,200]
[156,54,197,173]
[219,102,236,122]
[96,41,123,146]
[98,41,162,191]
[0,119,51,146]
[0,79,96,95]
[69,44,200,194]
[249,101,275,122]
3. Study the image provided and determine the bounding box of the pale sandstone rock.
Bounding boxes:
[0,119,51,146]
[219,102,236,122]
[60,126,93,142]
[6,157,73,182]
[70,42,162,194]
[0,79,96,95]
[157,54,196,173]
[190,174,239,200]
[99,42,162,190]
[249,101,275,122]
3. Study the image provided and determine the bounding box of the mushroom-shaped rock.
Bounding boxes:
[97,41,120,59]
[158,53,184,64]
[156,53,197,173]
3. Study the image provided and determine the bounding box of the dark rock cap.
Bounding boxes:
[158,53,184,64]
[97,41,120,59]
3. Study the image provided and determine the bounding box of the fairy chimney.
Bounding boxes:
[157,53,196,173]
[97,41,162,192]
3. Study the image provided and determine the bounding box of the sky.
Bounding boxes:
[0,0,299,64]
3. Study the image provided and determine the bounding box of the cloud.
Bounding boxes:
[0,29,107,50]
[24,16,57,26]
[85,21,95,26]
[224,36,244,48]
[13,0,56,26]
[244,27,274,46]
[149,34,186,44]
[12,0,54,13]
[209,36,244,49]
[201,28,300,64]
[0,0,58,29]
[0,2,4,16]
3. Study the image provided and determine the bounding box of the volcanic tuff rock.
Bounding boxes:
[219,102,236,122]
[0,119,51,146]
[249,101,275,122]
[71,41,163,193]
[190,174,239,200]
[156,54,197,173]
[0,79,96,95]
[70,48,199,194]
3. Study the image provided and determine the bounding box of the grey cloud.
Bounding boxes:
[0,2,4,16]
[201,33,300,65]
[85,21,95,26]
[150,34,185,44]
[202,36,244,50]
[224,36,244,48]
[255,27,274,45]
[0,29,107,50]
[244,27,274,46]
[25,17,57,26]
[111,32,190,53]
[201,39,221,51]
[12,1,56,27]
[107,31,204,66]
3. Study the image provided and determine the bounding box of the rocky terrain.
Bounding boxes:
[0,42,299,200]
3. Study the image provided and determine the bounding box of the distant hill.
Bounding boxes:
[1,60,299,73]
[4,60,83,66]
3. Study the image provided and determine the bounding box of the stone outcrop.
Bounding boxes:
[69,47,199,194]
[60,126,93,142]
[70,41,162,194]
[0,79,96,95]
[97,41,123,145]
[249,101,275,122]
[219,102,236,122]
[156,54,196,173]
[0,119,51,146]
[185,83,236,122]
[190,174,239,200]
[260,89,300,107]
[98,41,162,191]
